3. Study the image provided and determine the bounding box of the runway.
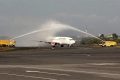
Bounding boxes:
[0,47,120,80]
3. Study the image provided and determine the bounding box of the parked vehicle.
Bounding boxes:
[99,41,117,47]
[0,40,16,47]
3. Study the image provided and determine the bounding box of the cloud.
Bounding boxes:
[108,16,120,24]
[0,0,120,46]
[54,13,120,34]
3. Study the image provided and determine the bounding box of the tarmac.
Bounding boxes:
[0,47,120,80]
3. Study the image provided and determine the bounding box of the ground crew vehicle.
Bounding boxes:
[0,40,16,47]
[99,41,117,47]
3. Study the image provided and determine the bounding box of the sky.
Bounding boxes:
[0,0,120,46]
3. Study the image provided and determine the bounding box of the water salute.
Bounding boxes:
[0,0,120,80]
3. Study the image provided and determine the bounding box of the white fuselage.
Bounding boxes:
[50,37,75,46]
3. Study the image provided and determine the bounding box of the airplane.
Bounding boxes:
[39,37,76,49]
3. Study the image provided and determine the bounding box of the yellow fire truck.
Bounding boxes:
[0,40,16,47]
[99,41,117,47]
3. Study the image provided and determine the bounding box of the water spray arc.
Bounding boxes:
[10,28,52,40]
[11,21,103,47]
[67,26,103,41]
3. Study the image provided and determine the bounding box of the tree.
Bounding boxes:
[81,37,101,45]
[112,33,118,40]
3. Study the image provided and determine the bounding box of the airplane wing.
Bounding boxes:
[38,41,51,44]
[39,41,61,46]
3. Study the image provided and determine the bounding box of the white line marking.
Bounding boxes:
[26,71,40,73]
[39,68,120,79]
[19,66,120,79]
[0,65,120,79]
[0,73,57,80]
[89,63,119,65]
[26,70,70,76]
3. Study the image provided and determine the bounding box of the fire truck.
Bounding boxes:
[0,40,16,47]
[99,41,117,47]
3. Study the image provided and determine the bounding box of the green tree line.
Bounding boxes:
[81,33,120,45]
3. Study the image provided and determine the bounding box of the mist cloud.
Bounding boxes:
[0,0,120,46]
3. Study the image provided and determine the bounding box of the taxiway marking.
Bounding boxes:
[26,70,70,76]
[19,65,120,79]
[0,65,120,79]
[0,72,57,80]
[89,63,120,65]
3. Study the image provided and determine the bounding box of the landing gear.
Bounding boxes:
[68,44,71,47]
[61,45,64,47]
[51,46,55,49]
